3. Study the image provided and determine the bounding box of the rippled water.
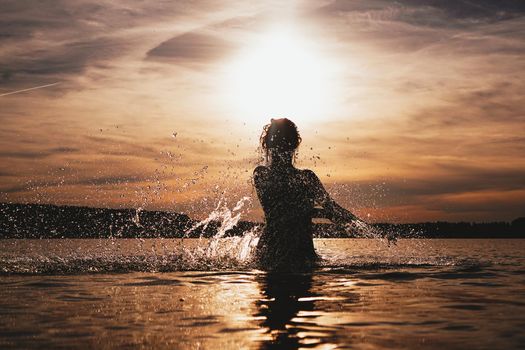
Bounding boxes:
[1,239,524,349]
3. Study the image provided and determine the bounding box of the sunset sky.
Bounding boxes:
[1,0,524,222]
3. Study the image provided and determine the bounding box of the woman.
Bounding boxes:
[253,118,360,270]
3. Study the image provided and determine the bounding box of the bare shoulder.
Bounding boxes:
[253,165,270,180]
[300,168,320,183]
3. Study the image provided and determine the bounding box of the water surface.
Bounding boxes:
[1,239,524,349]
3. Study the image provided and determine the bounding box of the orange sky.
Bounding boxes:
[1,1,524,222]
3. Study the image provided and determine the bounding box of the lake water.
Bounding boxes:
[0,238,524,349]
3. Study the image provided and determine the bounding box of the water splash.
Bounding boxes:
[182,196,260,268]
[186,196,251,238]
[348,219,398,246]
[0,236,479,275]
[132,207,143,228]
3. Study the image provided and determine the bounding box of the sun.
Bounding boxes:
[223,26,341,127]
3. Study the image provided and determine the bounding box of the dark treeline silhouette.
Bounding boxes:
[0,203,523,239]
[0,203,254,239]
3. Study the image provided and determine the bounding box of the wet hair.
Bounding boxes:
[260,118,301,162]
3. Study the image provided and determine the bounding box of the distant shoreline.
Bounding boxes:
[1,203,524,239]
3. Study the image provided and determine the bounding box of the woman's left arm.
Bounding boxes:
[305,170,360,224]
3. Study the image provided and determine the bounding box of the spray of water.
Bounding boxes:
[182,196,260,268]
[346,219,398,246]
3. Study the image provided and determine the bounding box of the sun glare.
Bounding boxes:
[224,27,341,126]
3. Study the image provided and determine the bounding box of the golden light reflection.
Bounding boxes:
[223,25,342,127]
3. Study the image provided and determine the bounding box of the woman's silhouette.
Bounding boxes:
[254,118,360,270]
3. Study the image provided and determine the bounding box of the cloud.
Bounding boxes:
[147,31,235,63]
[0,0,247,87]
[399,82,525,134]
[396,0,525,22]
[426,189,525,214]
[382,166,525,199]
[0,147,80,159]
[324,170,525,222]
[0,170,14,177]
[309,0,525,58]
[84,135,160,158]
[0,173,159,194]
[324,164,525,206]
[317,0,525,27]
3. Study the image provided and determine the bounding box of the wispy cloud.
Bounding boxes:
[147,31,236,63]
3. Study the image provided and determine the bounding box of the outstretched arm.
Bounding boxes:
[305,170,361,224]
[305,170,397,244]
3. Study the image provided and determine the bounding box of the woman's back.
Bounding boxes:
[254,165,318,270]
